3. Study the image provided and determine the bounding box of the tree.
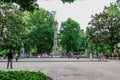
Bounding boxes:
[0,0,38,11]
[60,18,85,54]
[0,0,76,11]
[86,2,120,55]
[0,3,25,51]
[61,0,75,3]
[23,9,54,54]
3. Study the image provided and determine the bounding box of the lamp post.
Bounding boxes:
[51,11,59,57]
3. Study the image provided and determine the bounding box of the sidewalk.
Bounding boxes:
[0,58,120,80]
[0,58,110,62]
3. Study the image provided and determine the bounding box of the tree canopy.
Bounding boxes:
[60,18,85,54]
[23,9,55,54]
[0,0,38,11]
[0,3,25,50]
[0,0,77,11]
[86,2,120,55]
[61,0,75,3]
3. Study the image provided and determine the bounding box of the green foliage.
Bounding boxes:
[0,0,38,11]
[107,4,120,17]
[0,71,47,80]
[103,44,111,56]
[86,2,120,54]
[0,3,25,50]
[23,9,54,54]
[60,18,86,53]
[61,0,75,3]
[0,50,7,56]
[0,0,76,11]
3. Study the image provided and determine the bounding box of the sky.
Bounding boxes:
[37,0,116,31]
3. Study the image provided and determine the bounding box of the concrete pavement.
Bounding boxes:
[0,58,108,62]
[0,58,120,80]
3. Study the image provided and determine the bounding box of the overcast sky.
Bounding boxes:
[37,0,116,31]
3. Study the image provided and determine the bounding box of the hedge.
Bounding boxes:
[0,71,48,80]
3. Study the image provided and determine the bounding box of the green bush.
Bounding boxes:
[0,50,7,57]
[0,71,48,80]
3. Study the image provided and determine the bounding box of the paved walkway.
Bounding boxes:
[0,58,108,62]
[0,58,120,80]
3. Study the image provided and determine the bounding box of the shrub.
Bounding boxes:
[0,50,7,57]
[0,71,48,80]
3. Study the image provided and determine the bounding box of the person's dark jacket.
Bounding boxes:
[7,52,13,59]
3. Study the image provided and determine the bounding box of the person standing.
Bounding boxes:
[98,53,101,61]
[68,52,71,58]
[89,52,92,59]
[7,50,13,69]
[15,53,19,62]
[112,52,114,59]
[101,52,104,61]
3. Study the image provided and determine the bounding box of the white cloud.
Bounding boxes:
[37,0,116,31]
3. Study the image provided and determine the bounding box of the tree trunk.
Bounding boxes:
[66,48,69,54]
[37,45,42,54]
[110,28,114,53]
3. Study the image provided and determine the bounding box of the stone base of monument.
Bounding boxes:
[52,54,60,58]
[20,53,26,58]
